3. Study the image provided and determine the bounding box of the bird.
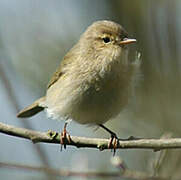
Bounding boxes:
[17,20,140,152]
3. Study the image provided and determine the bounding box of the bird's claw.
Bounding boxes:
[108,135,140,155]
[108,133,119,156]
[60,124,71,150]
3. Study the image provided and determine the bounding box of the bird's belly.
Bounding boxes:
[46,68,132,125]
[71,77,130,124]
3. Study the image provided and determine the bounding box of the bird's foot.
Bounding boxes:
[60,123,71,150]
[108,132,119,156]
[108,135,141,155]
[99,124,140,155]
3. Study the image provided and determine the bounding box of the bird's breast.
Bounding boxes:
[72,63,133,124]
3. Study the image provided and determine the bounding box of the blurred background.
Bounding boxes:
[1,0,181,179]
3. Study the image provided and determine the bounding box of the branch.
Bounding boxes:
[0,161,176,180]
[1,122,181,151]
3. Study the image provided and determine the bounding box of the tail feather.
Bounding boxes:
[17,96,46,118]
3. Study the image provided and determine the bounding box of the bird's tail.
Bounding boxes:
[17,96,46,118]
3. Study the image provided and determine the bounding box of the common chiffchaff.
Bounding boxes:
[17,20,140,144]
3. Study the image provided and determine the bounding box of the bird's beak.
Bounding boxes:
[119,38,137,45]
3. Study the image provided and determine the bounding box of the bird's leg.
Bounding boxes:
[99,124,141,155]
[60,121,71,150]
[99,124,119,156]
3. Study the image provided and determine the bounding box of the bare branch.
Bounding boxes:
[1,122,181,151]
[0,161,176,180]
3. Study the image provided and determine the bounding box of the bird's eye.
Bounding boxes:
[102,37,110,43]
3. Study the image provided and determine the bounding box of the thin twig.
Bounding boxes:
[1,122,181,151]
[0,161,176,180]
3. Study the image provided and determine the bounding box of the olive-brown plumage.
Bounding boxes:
[17,20,139,127]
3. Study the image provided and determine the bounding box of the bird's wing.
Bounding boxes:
[47,44,79,89]
[47,65,64,89]
[47,56,71,89]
